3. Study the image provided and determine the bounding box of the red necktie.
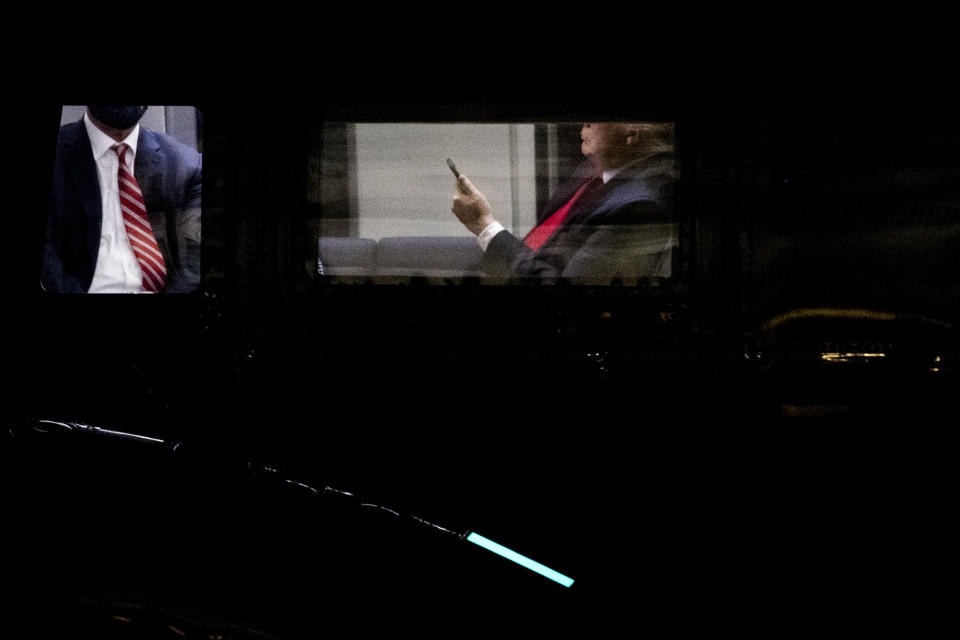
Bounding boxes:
[524,174,602,251]
[114,143,166,292]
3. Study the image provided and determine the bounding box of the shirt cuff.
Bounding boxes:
[477,221,506,252]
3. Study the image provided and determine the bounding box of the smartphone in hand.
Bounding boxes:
[446,158,461,178]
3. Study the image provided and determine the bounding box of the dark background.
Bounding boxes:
[5,7,958,637]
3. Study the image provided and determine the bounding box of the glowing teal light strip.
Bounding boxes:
[466,532,574,587]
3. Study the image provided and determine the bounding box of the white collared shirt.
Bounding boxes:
[83,112,147,293]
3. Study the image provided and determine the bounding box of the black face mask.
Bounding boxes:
[88,105,148,129]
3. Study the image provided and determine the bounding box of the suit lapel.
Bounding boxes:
[62,123,100,223]
[133,128,175,273]
[539,162,597,223]
[134,128,165,228]
[61,122,103,268]
[561,152,676,229]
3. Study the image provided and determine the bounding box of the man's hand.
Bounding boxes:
[452,175,496,236]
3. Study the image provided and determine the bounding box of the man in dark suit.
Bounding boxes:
[452,122,677,283]
[42,106,202,293]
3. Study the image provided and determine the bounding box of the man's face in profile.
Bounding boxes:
[580,122,634,170]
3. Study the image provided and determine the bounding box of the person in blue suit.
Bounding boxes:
[451,122,677,283]
[42,106,202,294]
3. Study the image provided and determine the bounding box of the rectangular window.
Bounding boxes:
[311,121,680,287]
[43,105,203,295]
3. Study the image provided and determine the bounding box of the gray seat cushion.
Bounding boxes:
[317,237,378,276]
[375,237,484,278]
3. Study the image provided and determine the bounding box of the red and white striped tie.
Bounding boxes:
[113,143,166,292]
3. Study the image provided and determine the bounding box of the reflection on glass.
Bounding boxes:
[314,122,678,286]
[42,105,202,294]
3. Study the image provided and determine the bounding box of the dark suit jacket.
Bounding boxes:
[42,120,202,293]
[483,152,677,282]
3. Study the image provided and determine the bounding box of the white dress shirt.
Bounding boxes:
[83,112,148,293]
